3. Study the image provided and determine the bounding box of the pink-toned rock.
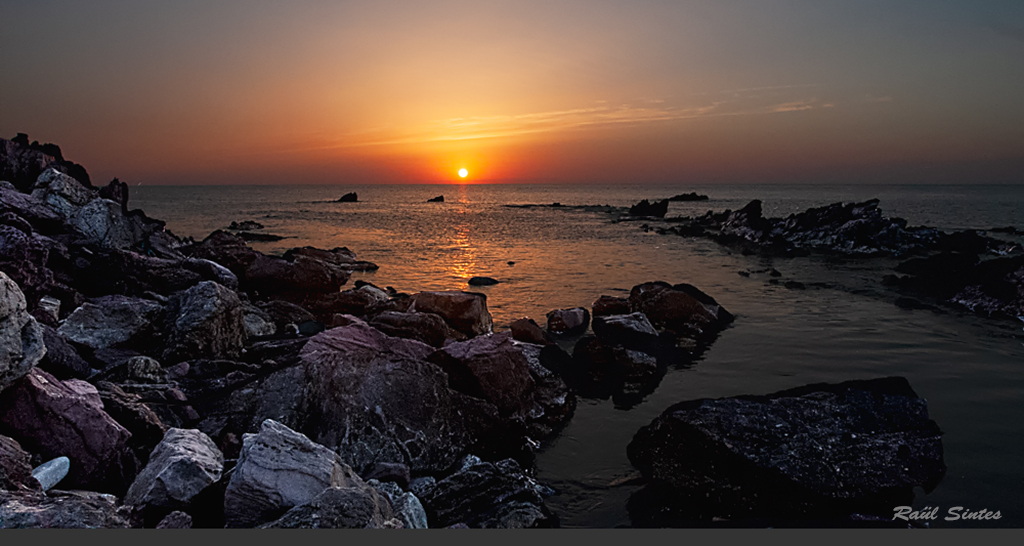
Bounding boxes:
[429,333,537,419]
[508,317,550,346]
[409,291,493,337]
[0,368,136,494]
[592,295,631,317]
[545,307,590,335]
[0,434,39,492]
[628,282,733,338]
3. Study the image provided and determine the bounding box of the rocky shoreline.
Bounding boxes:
[1,136,952,528]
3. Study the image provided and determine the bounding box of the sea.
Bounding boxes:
[131,183,1024,528]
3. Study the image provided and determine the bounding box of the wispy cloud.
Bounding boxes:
[298,93,839,152]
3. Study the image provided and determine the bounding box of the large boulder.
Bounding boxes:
[409,291,493,337]
[428,333,537,420]
[183,231,260,280]
[628,281,733,338]
[0,490,130,529]
[0,368,136,494]
[591,295,631,317]
[298,324,519,474]
[0,224,53,305]
[626,377,946,524]
[124,428,224,512]
[223,419,364,528]
[68,198,155,249]
[0,272,46,393]
[369,310,466,348]
[57,295,164,351]
[71,249,237,299]
[591,312,660,351]
[162,281,246,362]
[30,168,95,219]
[95,381,168,463]
[303,285,388,321]
[37,324,91,380]
[417,456,556,528]
[0,184,64,234]
[245,253,351,300]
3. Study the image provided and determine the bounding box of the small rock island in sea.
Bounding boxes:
[0,135,954,528]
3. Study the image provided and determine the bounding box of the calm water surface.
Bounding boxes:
[133,183,1024,528]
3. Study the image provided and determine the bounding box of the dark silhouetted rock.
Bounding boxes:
[0,368,136,494]
[427,195,444,203]
[95,381,167,464]
[592,312,660,352]
[418,456,556,528]
[409,291,493,337]
[468,276,499,286]
[667,192,709,202]
[38,324,91,380]
[98,178,129,213]
[363,462,411,491]
[629,199,669,218]
[228,220,263,231]
[626,377,946,524]
[545,307,590,336]
[337,192,358,203]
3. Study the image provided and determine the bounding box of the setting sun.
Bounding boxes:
[458,168,468,178]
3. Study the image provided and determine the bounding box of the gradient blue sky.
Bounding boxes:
[2,0,1022,184]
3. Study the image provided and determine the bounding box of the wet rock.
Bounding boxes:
[468,276,500,286]
[418,456,556,528]
[223,419,364,528]
[628,281,733,338]
[429,333,537,420]
[409,291,493,337]
[337,192,358,203]
[626,377,946,524]
[283,246,379,272]
[31,456,69,491]
[427,195,444,203]
[512,341,576,438]
[1,434,38,491]
[545,307,590,336]
[0,368,136,494]
[368,310,467,348]
[0,272,46,393]
[163,281,245,362]
[891,253,1024,319]
[591,295,631,317]
[0,489,130,528]
[628,199,669,218]
[260,485,396,529]
[509,317,551,345]
[57,295,164,351]
[591,312,660,352]
[125,428,223,511]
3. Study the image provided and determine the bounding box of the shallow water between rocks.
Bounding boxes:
[132,182,1024,528]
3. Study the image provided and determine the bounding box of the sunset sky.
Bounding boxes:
[2,0,1023,185]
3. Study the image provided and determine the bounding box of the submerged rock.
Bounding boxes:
[626,377,946,525]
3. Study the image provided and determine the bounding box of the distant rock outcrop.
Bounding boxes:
[337,192,358,203]
[427,195,444,203]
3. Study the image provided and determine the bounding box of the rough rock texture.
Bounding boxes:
[95,381,168,462]
[57,295,164,350]
[369,479,428,529]
[298,324,520,474]
[70,248,238,299]
[591,295,631,317]
[889,253,1024,320]
[245,253,351,301]
[156,510,193,529]
[260,486,397,529]
[626,377,946,524]
[0,368,136,494]
[37,324,91,380]
[545,307,590,336]
[513,341,576,438]
[30,168,95,218]
[223,419,364,528]
[628,281,733,338]
[429,333,537,419]
[508,317,550,345]
[0,271,46,393]
[283,246,379,272]
[242,301,276,337]
[591,312,660,351]
[0,184,64,234]
[368,310,466,348]
[0,434,39,491]
[409,291,493,337]
[68,198,154,249]
[257,300,316,331]
[163,281,245,362]
[124,428,224,511]
[0,490,130,529]
[418,456,556,528]
[0,223,54,305]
